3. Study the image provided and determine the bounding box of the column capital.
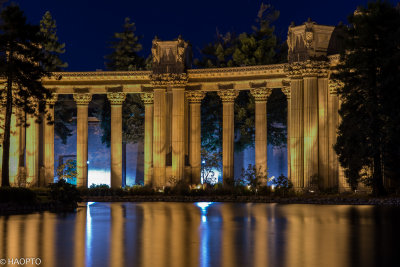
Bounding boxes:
[328,80,343,95]
[73,93,92,105]
[46,94,58,105]
[186,91,205,103]
[141,92,154,104]
[250,88,272,102]
[217,90,239,102]
[107,92,126,105]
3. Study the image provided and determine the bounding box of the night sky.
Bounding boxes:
[13,0,398,71]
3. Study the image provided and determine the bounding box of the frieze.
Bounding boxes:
[149,73,188,86]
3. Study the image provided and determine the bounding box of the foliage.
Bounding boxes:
[89,184,109,189]
[270,174,293,196]
[197,3,287,151]
[56,159,77,185]
[201,148,222,185]
[333,1,400,196]
[0,5,51,186]
[237,164,267,189]
[54,94,74,144]
[48,179,81,208]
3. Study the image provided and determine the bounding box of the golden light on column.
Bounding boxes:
[171,86,186,181]
[26,100,39,187]
[318,73,329,188]
[282,81,292,179]
[44,94,58,185]
[187,91,205,184]
[153,88,167,188]
[141,93,154,186]
[9,107,20,186]
[73,93,92,188]
[250,87,272,180]
[107,92,126,188]
[218,89,238,183]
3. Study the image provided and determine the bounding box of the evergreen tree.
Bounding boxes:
[40,11,72,144]
[197,3,286,152]
[333,1,400,195]
[0,5,51,186]
[102,17,146,184]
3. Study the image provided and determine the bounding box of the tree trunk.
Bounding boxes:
[372,150,386,196]
[1,76,13,187]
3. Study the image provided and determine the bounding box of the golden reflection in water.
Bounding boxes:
[0,203,397,267]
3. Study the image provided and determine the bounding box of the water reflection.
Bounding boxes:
[0,203,399,267]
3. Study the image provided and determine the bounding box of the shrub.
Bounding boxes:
[271,174,293,197]
[49,179,81,208]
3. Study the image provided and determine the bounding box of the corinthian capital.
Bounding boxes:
[250,88,272,102]
[73,93,92,105]
[186,91,206,103]
[46,94,58,105]
[217,90,239,102]
[328,80,344,95]
[107,92,126,105]
[140,93,154,104]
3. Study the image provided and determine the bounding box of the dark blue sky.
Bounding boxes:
[14,0,397,71]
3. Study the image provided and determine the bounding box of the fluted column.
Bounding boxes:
[141,93,154,186]
[289,75,304,189]
[153,88,167,188]
[44,94,58,185]
[0,103,5,184]
[26,101,39,187]
[328,82,339,188]
[282,83,291,179]
[9,107,21,186]
[250,88,272,177]
[171,86,186,181]
[187,91,205,184]
[108,92,126,188]
[218,90,238,183]
[318,74,329,188]
[73,93,92,188]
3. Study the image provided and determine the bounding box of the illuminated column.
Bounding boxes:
[0,102,5,184]
[9,107,20,186]
[318,73,329,188]
[26,102,39,187]
[328,83,339,188]
[141,93,154,186]
[187,91,205,184]
[250,88,272,177]
[44,94,58,185]
[337,94,351,192]
[153,88,167,188]
[218,90,238,183]
[282,83,291,179]
[73,93,92,188]
[171,86,186,181]
[107,92,126,188]
[288,74,304,189]
[303,69,319,188]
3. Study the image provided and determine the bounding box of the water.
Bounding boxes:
[0,202,399,267]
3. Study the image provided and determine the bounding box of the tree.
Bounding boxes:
[101,17,146,184]
[197,3,287,152]
[0,5,51,186]
[333,1,400,195]
[40,11,72,144]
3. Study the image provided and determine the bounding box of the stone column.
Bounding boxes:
[303,71,319,188]
[26,103,39,187]
[187,91,205,184]
[250,88,272,177]
[218,90,238,184]
[318,74,329,188]
[171,86,186,181]
[289,75,304,189]
[141,93,154,186]
[44,94,58,185]
[328,83,339,188]
[9,107,21,186]
[73,93,92,188]
[153,88,167,188]
[107,92,126,188]
[282,83,291,179]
